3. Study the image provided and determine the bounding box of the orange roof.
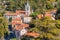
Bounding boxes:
[12,21,22,25]
[12,17,22,25]
[45,12,52,17]
[16,10,26,14]
[21,24,29,28]
[37,14,43,19]
[53,9,57,12]
[12,17,21,21]
[14,25,23,30]
[4,13,18,16]
[16,10,25,12]
[37,12,52,19]
[51,9,57,14]
[26,32,39,38]
[5,10,26,16]
[14,24,29,30]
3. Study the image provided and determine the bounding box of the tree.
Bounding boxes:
[9,17,12,22]
[0,17,9,40]
[56,0,60,9]
[46,0,57,9]
[29,17,60,40]
[55,8,60,19]
[4,0,16,11]
[1,0,58,12]
[30,12,40,19]
[56,0,60,19]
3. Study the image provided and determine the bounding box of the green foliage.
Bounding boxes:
[55,20,60,29]
[0,17,9,40]
[55,9,60,19]
[29,17,60,40]
[30,12,40,19]
[9,17,12,22]
[56,0,60,9]
[0,0,59,12]
[1,0,56,11]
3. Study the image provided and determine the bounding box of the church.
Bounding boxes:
[4,2,39,39]
[4,2,32,23]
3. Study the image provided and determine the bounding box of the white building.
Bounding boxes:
[25,2,31,16]
[23,17,32,23]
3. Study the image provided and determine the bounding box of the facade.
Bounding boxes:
[23,17,32,23]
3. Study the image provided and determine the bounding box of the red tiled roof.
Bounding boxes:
[51,9,57,14]
[45,12,52,17]
[16,10,26,14]
[14,25,23,30]
[37,12,52,19]
[5,10,26,16]
[16,10,25,13]
[4,13,18,16]
[12,21,22,25]
[26,32,39,38]
[14,24,29,30]
[21,24,29,28]
[37,14,43,19]
[12,17,22,25]
[12,17,21,21]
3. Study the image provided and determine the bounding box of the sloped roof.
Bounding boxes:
[16,10,25,13]
[4,12,17,16]
[14,25,23,30]
[12,17,22,25]
[21,24,29,28]
[12,17,21,21]
[12,21,22,25]
[37,14,43,19]
[4,10,26,16]
[14,24,29,30]
[26,32,39,38]
[45,12,52,17]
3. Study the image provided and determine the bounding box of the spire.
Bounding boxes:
[26,0,30,7]
[25,0,30,16]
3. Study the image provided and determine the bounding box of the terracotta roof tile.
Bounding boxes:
[4,12,18,16]
[37,14,43,19]
[45,12,52,17]
[26,32,39,38]
[12,21,22,25]
[16,10,25,13]
[14,24,29,30]
[12,17,22,25]
[21,24,29,28]
[5,10,26,16]
[12,17,21,21]
[16,10,26,15]
[14,25,23,30]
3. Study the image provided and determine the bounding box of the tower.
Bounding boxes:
[25,1,30,16]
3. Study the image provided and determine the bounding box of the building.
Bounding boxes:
[37,9,57,20]
[26,32,39,38]
[23,17,32,23]
[4,2,32,23]
[4,2,40,38]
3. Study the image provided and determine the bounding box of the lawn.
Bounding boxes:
[10,38,16,40]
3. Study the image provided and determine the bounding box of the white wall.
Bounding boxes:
[23,17,32,23]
